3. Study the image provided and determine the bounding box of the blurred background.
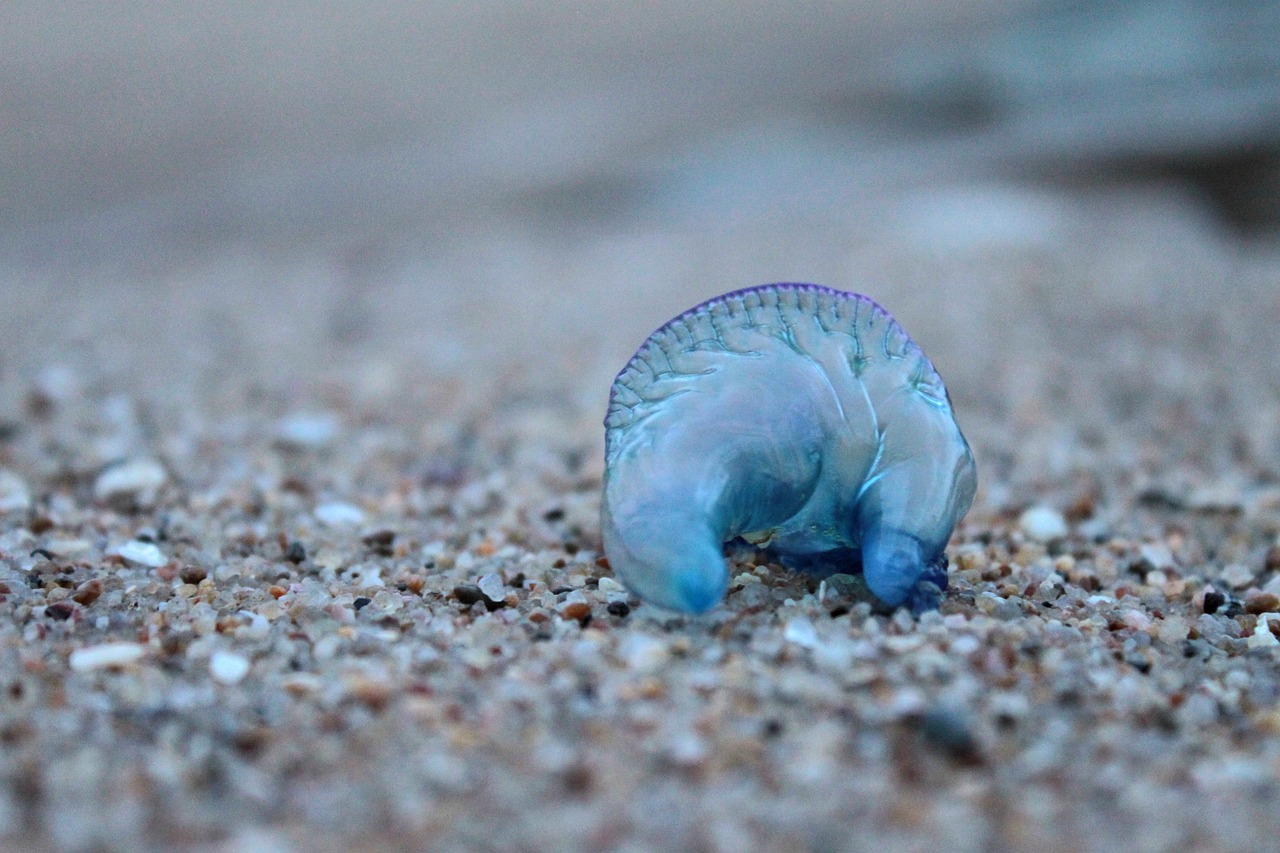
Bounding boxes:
[1,0,1278,480]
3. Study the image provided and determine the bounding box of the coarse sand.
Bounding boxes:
[2,185,1280,852]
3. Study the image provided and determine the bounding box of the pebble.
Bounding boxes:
[596,576,626,595]
[93,459,167,505]
[917,706,982,763]
[315,501,366,526]
[1202,589,1226,614]
[112,540,168,568]
[1019,506,1068,542]
[276,412,340,449]
[69,642,146,671]
[1247,616,1279,649]
[1221,563,1256,589]
[0,470,31,513]
[72,580,102,606]
[560,601,592,621]
[783,617,819,649]
[1244,591,1280,615]
[477,573,505,602]
[210,651,252,685]
[453,585,485,606]
[618,634,668,672]
[1138,543,1175,570]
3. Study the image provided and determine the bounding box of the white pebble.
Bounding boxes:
[1018,506,1068,542]
[783,617,819,649]
[210,651,251,685]
[618,634,669,672]
[314,501,366,526]
[94,459,167,505]
[596,576,625,595]
[1248,615,1280,649]
[1221,563,1256,589]
[112,540,168,568]
[1138,543,1175,570]
[477,573,505,602]
[0,470,31,514]
[69,642,146,671]
[276,412,340,449]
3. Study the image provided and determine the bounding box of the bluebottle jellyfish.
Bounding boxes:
[602,283,976,614]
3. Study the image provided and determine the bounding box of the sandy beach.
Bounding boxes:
[2,3,1280,851]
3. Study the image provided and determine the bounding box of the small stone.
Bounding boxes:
[606,600,631,617]
[596,576,625,595]
[276,413,340,449]
[1265,546,1280,574]
[112,540,168,568]
[1220,563,1255,589]
[315,502,366,527]
[1138,543,1175,570]
[93,459,167,506]
[179,565,207,585]
[45,602,74,621]
[210,651,251,685]
[69,642,146,671]
[1019,506,1068,542]
[618,634,668,672]
[917,706,982,764]
[1244,590,1280,615]
[362,529,396,555]
[1247,616,1280,649]
[783,617,819,649]
[560,601,592,622]
[1203,589,1226,614]
[71,580,102,606]
[452,584,484,605]
[0,470,31,514]
[477,573,505,603]
[346,675,394,711]
[284,541,307,563]
[352,596,372,611]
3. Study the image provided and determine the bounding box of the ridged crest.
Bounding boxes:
[604,283,946,462]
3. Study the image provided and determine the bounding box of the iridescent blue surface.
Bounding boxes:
[602,283,976,614]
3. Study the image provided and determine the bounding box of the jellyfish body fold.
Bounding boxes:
[602,283,976,614]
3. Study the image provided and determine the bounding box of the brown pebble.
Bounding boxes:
[560,601,592,622]
[268,585,287,599]
[1245,590,1280,615]
[1266,546,1280,574]
[348,676,394,711]
[403,576,425,595]
[1064,493,1096,522]
[155,564,178,581]
[45,602,74,621]
[527,608,551,623]
[71,580,102,606]
[362,530,396,556]
[179,565,207,585]
[28,516,55,534]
